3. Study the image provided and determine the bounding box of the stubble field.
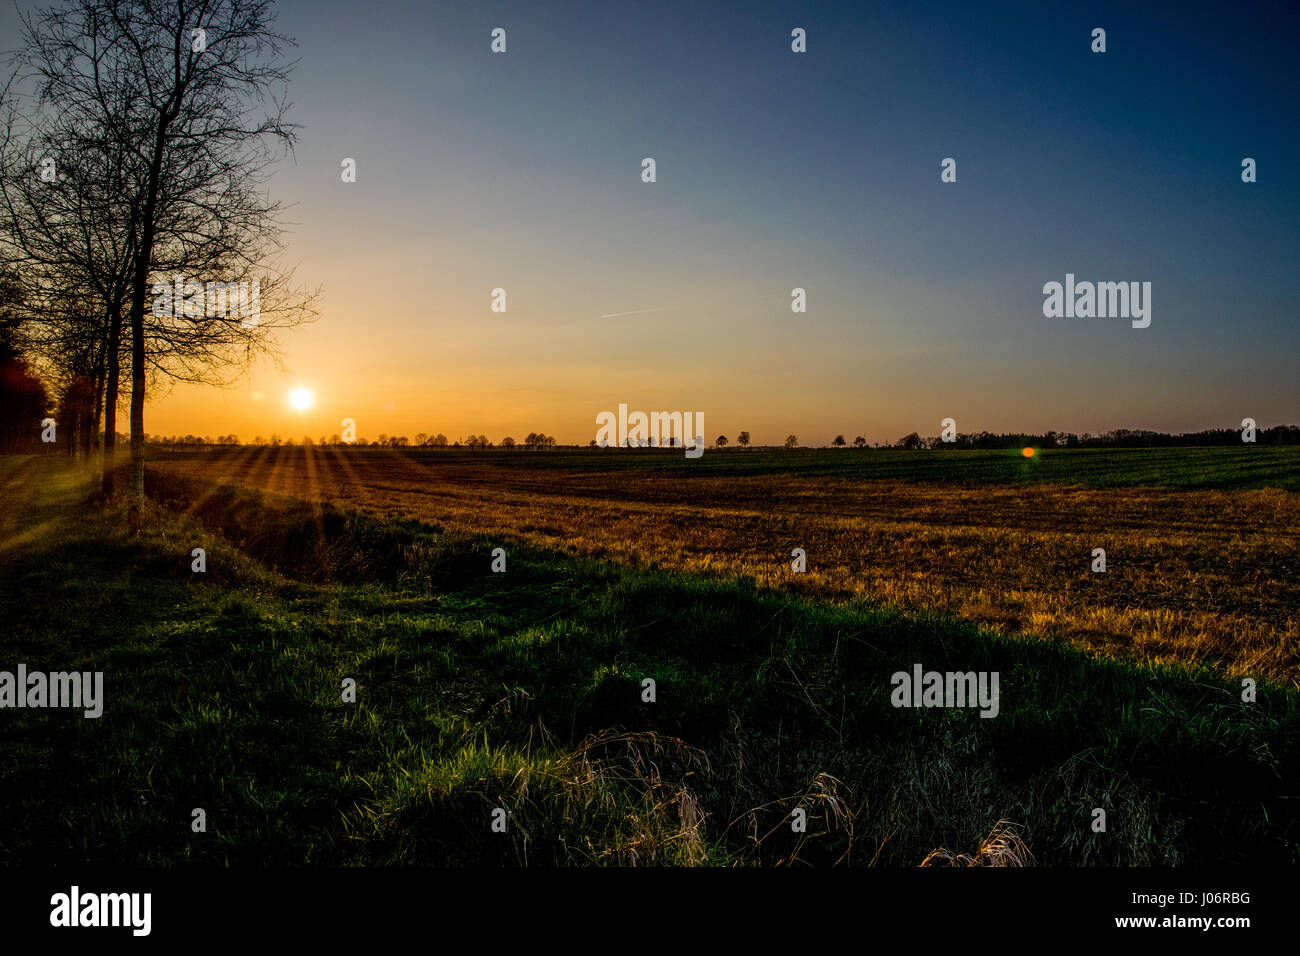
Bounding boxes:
[152,446,1300,684]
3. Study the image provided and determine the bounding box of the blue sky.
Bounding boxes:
[4,0,1296,442]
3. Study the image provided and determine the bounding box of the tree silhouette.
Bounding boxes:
[0,273,48,452]
[9,0,315,527]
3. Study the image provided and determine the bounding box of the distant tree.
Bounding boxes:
[501,436,515,448]
[716,435,728,447]
[55,376,96,460]
[415,432,429,446]
[833,435,846,447]
[270,434,281,447]
[737,431,750,449]
[588,438,597,447]
[896,432,921,450]
[784,434,798,449]
[0,329,47,452]
[853,435,866,448]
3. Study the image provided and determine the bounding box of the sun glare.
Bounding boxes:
[1022,446,1035,458]
[289,387,313,411]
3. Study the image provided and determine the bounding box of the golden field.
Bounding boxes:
[152,446,1300,684]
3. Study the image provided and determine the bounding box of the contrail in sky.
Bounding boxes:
[601,294,788,318]
[599,306,680,319]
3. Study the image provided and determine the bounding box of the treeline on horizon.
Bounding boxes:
[8,422,1295,455]
[890,426,1300,449]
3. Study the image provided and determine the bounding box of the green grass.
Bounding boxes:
[0,459,1296,866]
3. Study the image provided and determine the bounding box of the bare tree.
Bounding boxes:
[0,265,50,451]
[9,0,314,526]
[0,71,142,482]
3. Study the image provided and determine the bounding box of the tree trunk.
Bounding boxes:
[129,330,144,529]
[128,125,168,532]
[102,307,121,497]
[92,364,105,461]
[80,398,93,463]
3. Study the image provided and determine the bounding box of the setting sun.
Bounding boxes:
[1022,446,1035,458]
[289,387,314,411]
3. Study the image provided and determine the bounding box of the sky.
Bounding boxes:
[5,0,1298,445]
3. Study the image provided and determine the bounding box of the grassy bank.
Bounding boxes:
[0,458,1295,865]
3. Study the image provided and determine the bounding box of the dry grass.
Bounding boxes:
[152,447,1300,683]
[920,820,1035,867]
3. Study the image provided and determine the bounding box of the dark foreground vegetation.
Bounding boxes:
[0,457,1295,866]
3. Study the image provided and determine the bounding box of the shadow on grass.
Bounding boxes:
[0,462,1294,865]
